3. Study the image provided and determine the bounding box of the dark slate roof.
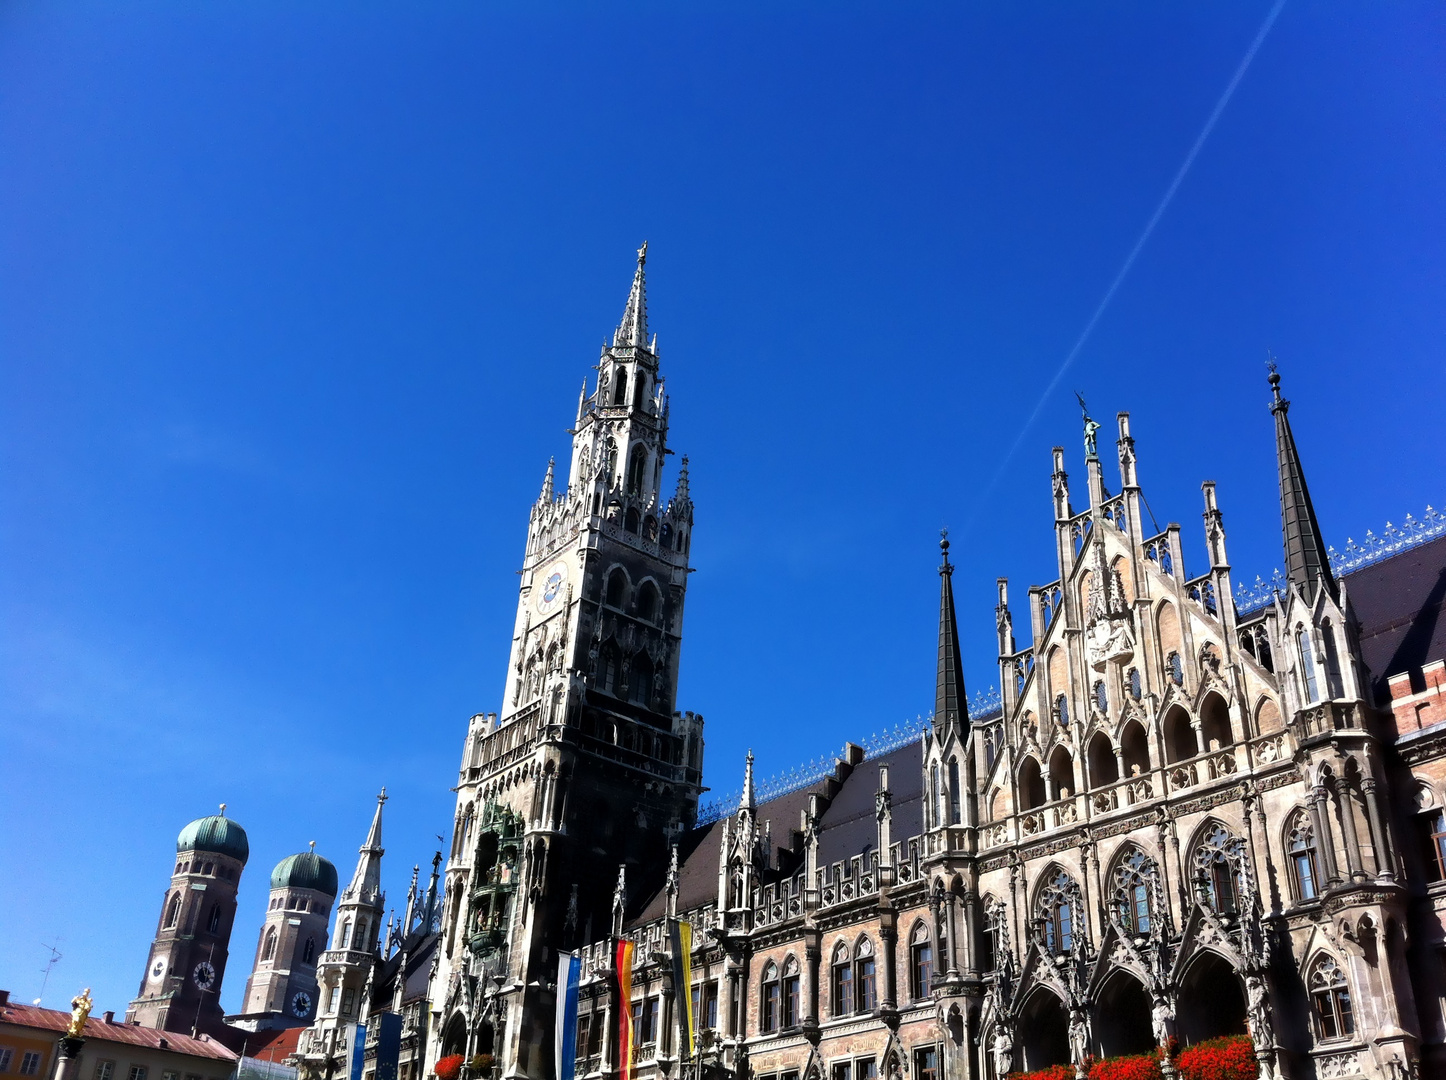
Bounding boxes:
[1346,533,1446,701]
[632,741,927,926]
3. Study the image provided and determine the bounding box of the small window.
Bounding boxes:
[640,998,658,1045]
[341,987,356,1016]
[1055,694,1069,726]
[94,1063,115,1080]
[1287,813,1320,901]
[909,924,933,1000]
[1418,810,1446,883]
[831,1065,852,1080]
[1094,680,1108,713]
[1298,628,1319,703]
[164,893,182,929]
[913,1048,939,1080]
[127,1066,147,1080]
[0,1051,16,1075]
[636,582,659,622]
[162,1072,178,1080]
[855,940,877,1013]
[831,946,853,1017]
[783,968,800,1028]
[857,1061,877,1080]
[207,903,221,934]
[1309,956,1355,1040]
[605,569,628,608]
[761,962,781,1033]
[20,1055,43,1077]
[1167,652,1184,686]
[302,936,316,964]
[263,927,278,961]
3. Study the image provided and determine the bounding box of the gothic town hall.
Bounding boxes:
[124,249,1446,1080]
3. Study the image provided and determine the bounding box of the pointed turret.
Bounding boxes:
[348,789,386,903]
[1269,364,1335,602]
[741,749,756,812]
[935,532,971,739]
[613,241,649,349]
[539,457,555,503]
[668,456,694,523]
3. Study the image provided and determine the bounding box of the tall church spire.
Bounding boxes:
[1269,364,1335,602]
[348,789,386,901]
[935,531,970,738]
[613,241,649,349]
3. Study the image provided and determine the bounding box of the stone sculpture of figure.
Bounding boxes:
[1151,995,1173,1050]
[991,1026,1013,1079]
[67,988,93,1038]
[1068,1005,1089,1066]
[1076,393,1101,459]
[1246,972,1273,1052]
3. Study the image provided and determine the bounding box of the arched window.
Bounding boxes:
[624,507,640,534]
[1018,757,1046,811]
[633,373,647,410]
[1286,811,1319,901]
[613,370,629,406]
[605,569,627,608]
[854,938,877,1013]
[1417,806,1446,883]
[1321,620,1344,698]
[1121,720,1150,776]
[947,758,961,825]
[782,957,801,1029]
[636,582,659,622]
[630,653,654,707]
[831,942,853,1017]
[207,903,221,935]
[164,893,182,929]
[1093,680,1108,714]
[1055,694,1069,726]
[1086,732,1118,788]
[1298,627,1319,702]
[909,923,933,1000]
[1193,823,1245,914]
[1111,848,1155,935]
[1163,706,1198,763]
[1199,693,1233,750]
[760,962,781,1033]
[1037,869,1077,955]
[599,646,620,694]
[262,927,278,962]
[1167,651,1185,686]
[930,764,941,828]
[1309,956,1355,1040]
[302,937,316,964]
[627,444,647,496]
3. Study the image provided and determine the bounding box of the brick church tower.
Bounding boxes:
[428,245,704,1078]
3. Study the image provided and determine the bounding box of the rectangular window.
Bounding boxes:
[704,982,719,1030]
[631,1003,642,1058]
[831,1064,851,1080]
[0,1050,14,1074]
[857,1059,877,1080]
[163,1072,179,1080]
[913,1047,938,1080]
[128,1065,148,1080]
[855,958,876,1013]
[781,1072,798,1080]
[1420,812,1446,883]
[640,998,658,1045]
[1293,851,1318,900]
[575,1016,590,1060]
[1313,990,1339,1040]
[833,964,852,1017]
[783,975,800,1028]
[587,1010,604,1057]
[342,987,356,1016]
[911,943,933,1000]
[762,981,781,1033]
[21,1056,43,1078]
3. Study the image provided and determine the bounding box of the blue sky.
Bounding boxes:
[2,2,1443,1014]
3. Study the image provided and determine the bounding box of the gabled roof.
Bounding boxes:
[0,1002,237,1062]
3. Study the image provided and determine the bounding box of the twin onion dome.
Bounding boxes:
[176,814,250,865]
[270,850,339,896]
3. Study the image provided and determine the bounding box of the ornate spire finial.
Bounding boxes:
[1268,360,1334,601]
[939,528,952,574]
[1267,353,1284,408]
[309,840,316,852]
[540,457,555,502]
[741,749,756,811]
[219,803,226,816]
[614,243,650,349]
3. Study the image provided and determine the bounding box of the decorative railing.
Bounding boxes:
[1236,504,1444,615]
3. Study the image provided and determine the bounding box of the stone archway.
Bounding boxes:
[1092,971,1155,1058]
[1177,952,1247,1046]
[1017,987,1071,1072]
[441,1012,468,1057]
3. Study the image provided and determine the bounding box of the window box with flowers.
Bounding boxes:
[433,1056,465,1080]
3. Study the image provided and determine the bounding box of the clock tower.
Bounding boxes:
[429,245,704,1078]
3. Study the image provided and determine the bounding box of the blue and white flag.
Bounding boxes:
[346,1022,367,1080]
[555,951,582,1080]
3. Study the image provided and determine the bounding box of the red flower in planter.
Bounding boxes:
[1174,1036,1257,1080]
[434,1055,465,1080]
[1005,1065,1074,1080]
[1087,1052,1163,1080]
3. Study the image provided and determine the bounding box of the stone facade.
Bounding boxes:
[416,253,1446,1080]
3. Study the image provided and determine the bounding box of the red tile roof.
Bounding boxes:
[0,1002,238,1062]
[244,1025,305,1063]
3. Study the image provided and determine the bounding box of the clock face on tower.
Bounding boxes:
[535,560,568,615]
[290,991,313,1018]
[192,961,217,990]
[150,959,166,981]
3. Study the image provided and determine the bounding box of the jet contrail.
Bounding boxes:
[969,0,1288,523]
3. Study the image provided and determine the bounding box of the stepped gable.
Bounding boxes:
[1346,532,1446,699]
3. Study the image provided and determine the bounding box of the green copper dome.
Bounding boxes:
[271,851,338,896]
[177,814,250,865]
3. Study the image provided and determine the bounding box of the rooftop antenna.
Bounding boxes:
[36,939,62,1005]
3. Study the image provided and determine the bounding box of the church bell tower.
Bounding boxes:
[430,245,704,1079]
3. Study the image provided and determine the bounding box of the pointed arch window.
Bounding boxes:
[636,582,659,622]
[163,893,182,930]
[629,654,654,708]
[830,942,853,1017]
[929,764,941,829]
[1298,627,1319,703]
[207,903,221,935]
[1110,848,1155,935]
[1286,811,1320,901]
[1167,652,1184,686]
[613,370,629,407]
[854,938,877,1013]
[760,961,781,1033]
[1309,956,1354,1040]
[262,926,278,962]
[909,923,933,1000]
[302,937,316,965]
[1093,680,1108,714]
[1036,869,1078,955]
[605,569,628,608]
[782,957,801,1029]
[1193,823,1246,914]
[1321,620,1344,698]
[627,445,647,497]
[947,757,961,825]
[1054,694,1069,726]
